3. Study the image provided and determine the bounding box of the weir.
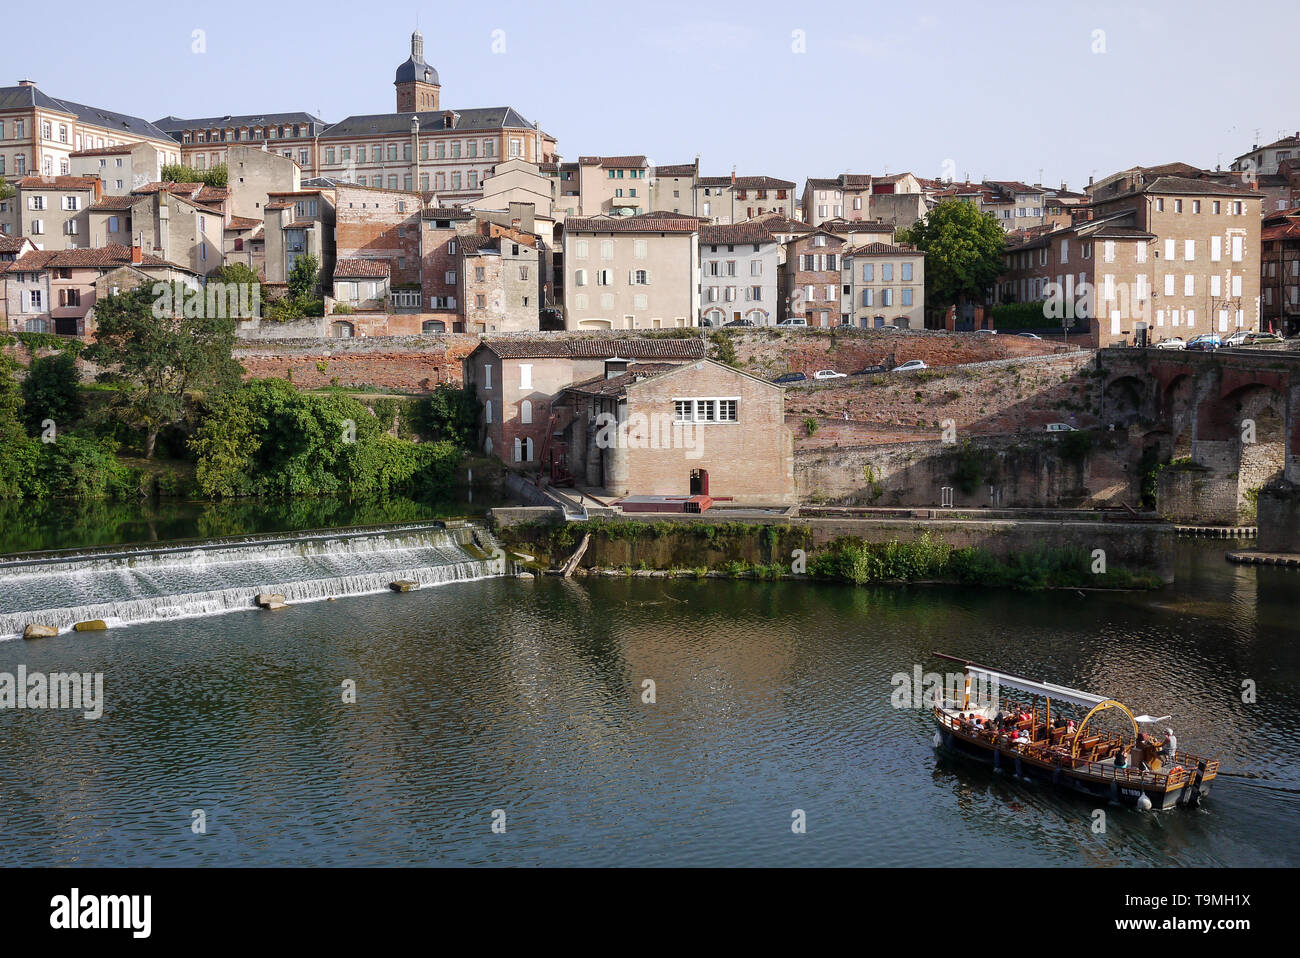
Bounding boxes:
[0,522,508,639]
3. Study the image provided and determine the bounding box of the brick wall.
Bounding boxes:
[233,334,480,391]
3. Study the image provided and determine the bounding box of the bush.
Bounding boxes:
[188,378,460,498]
[21,351,85,436]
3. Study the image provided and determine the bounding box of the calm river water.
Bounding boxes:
[0,538,1296,866]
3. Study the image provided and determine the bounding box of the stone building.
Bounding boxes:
[694,174,796,224]
[562,213,700,330]
[12,175,102,250]
[698,221,779,326]
[458,227,541,333]
[841,242,926,328]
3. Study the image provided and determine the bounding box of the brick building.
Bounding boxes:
[1261,206,1300,336]
[557,358,796,504]
[779,228,849,325]
[461,336,707,465]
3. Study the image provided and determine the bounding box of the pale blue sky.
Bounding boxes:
[9,0,1297,191]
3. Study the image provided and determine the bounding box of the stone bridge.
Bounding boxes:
[1096,347,1300,549]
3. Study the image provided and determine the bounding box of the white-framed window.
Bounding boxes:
[1184,240,1195,261]
[1231,236,1243,262]
[520,399,533,424]
[1211,236,1222,261]
[673,397,740,423]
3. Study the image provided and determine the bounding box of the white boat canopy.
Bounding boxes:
[968,667,1112,710]
[1133,714,1172,725]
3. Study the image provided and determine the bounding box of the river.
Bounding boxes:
[0,536,1296,866]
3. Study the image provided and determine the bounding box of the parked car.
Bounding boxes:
[1185,334,1221,352]
[724,318,755,327]
[1045,422,1077,432]
[813,369,847,380]
[1153,337,1186,350]
[1242,331,1283,346]
[892,360,929,373]
[975,328,998,334]
[777,318,808,328]
[851,364,889,376]
[771,372,807,384]
[1223,329,1251,347]
[1016,332,1042,339]
[876,324,899,331]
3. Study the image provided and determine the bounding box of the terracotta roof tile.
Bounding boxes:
[333,258,391,278]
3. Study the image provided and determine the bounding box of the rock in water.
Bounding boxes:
[23,624,58,640]
[255,593,286,608]
[73,620,108,632]
[389,580,420,592]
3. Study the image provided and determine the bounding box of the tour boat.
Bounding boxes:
[929,652,1217,810]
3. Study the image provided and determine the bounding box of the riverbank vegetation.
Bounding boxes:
[0,306,480,501]
[499,519,1163,590]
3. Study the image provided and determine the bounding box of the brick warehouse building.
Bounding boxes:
[462,337,707,467]
[557,358,796,505]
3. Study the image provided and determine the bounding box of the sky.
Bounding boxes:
[8,0,1298,192]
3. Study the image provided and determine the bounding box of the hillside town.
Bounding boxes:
[1,30,1299,540]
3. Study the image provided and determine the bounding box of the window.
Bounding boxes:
[445,270,457,284]
[632,270,648,285]
[862,263,874,282]
[674,398,739,423]
[1184,274,1194,296]
[902,288,913,306]
[1184,240,1195,261]
[881,263,893,281]
[1231,236,1243,262]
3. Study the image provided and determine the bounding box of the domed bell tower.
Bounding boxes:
[395,30,440,113]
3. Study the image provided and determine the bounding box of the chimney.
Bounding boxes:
[131,232,143,264]
[17,79,35,87]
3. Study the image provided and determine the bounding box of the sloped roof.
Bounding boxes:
[321,107,538,139]
[699,221,778,245]
[334,258,392,278]
[0,84,173,141]
[565,214,700,233]
[153,111,328,139]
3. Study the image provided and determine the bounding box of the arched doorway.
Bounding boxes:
[330,320,354,338]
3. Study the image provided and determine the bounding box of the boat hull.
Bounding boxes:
[933,717,1213,811]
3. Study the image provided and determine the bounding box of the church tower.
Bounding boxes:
[395,30,440,113]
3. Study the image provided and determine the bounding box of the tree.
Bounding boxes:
[410,384,481,449]
[897,200,1006,313]
[160,162,228,188]
[88,285,244,458]
[0,174,14,202]
[20,351,84,436]
[287,253,319,300]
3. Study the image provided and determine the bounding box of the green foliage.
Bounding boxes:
[0,174,14,201]
[332,303,354,315]
[897,199,1006,311]
[809,533,953,583]
[87,285,243,458]
[988,301,1083,331]
[288,253,319,300]
[161,162,228,188]
[188,378,458,499]
[708,331,738,366]
[407,384,481,449]
[804,416,819,436]
[21,351,84,436]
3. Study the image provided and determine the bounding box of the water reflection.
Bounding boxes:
[0,539,1295,866]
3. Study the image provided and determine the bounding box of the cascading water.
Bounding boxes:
[0,522,508,639]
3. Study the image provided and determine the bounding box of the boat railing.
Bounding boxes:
[934,704,1206,789]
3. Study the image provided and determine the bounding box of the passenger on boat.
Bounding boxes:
[1115,747,1129,770]
[1162,728,1177,759]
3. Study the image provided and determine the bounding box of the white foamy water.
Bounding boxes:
[0,523,507,638]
